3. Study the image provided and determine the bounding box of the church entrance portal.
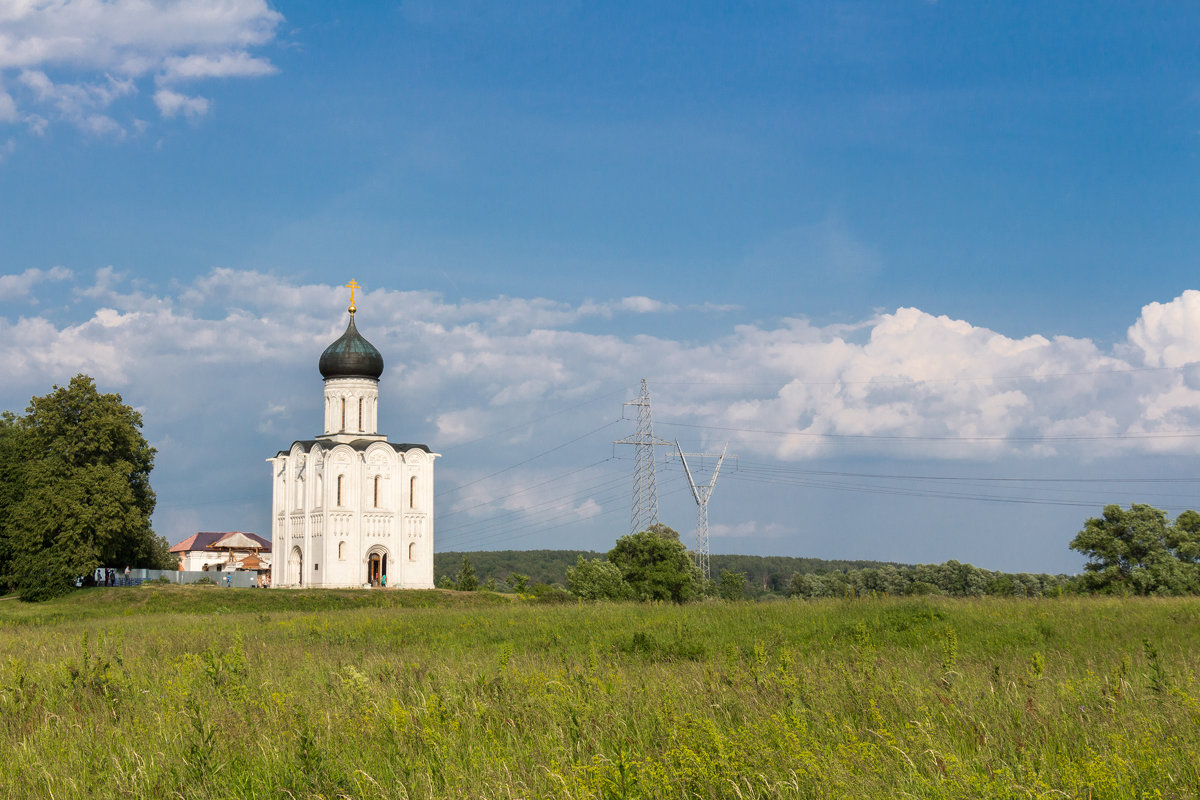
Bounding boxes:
[367,551,388,587]
[289,547,303,587]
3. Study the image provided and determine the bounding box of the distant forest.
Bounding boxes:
[435,504,1200,599]
[434,550,912,598]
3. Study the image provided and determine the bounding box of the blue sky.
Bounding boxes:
[3,1,1200,574]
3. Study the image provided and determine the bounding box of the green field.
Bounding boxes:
[1,587,1197,798]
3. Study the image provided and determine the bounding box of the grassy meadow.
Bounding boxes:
[0,587,1198,798]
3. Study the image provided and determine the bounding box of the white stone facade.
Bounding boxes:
[322,377,380,439]
[180,551,226,572]
[268,315,438,589]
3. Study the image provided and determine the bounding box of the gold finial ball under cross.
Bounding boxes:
[345,279,361,314]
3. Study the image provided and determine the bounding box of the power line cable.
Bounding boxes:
[439,469,687,548]
[441,479,693,552]
[720,470,1192,510]
[436,418,622,498]
[436,457,615,523]
[729,461,1200,484]
[656,420,1200,442]
[437,388,626,452]
[438,464,643,539]
[439,480,633,550]
[653,364,1188,388]
[723,464,1200,499]
[723,468,1199,505]
[438,472,630,540]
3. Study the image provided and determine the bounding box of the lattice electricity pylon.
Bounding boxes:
[675,440,731,579]
[613,379,673,535]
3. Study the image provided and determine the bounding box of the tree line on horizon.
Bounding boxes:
[440,539,1074,601]
[433,548,910,598]
[3,375,1199,602]
[441,505,1200,601]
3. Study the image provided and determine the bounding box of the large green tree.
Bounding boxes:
[1166,509,1200,565]
[607,524,702,603]
[1,375,174,600]
[0,411,32,583]
[1070,504,1199,595]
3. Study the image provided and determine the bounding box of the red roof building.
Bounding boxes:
[171,531,272,574]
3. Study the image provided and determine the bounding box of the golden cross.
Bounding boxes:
[345,279,361,313]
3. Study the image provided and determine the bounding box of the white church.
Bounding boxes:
[268,283,438,588]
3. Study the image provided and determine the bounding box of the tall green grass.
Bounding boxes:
[0,587,1197,798]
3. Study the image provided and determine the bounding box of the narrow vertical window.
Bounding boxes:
[373,475,380,507]
[338,541,345,560]
[340,398,346,430]
[337,474,343,506]
[410,476,417,509]
[358,397,363,431]
[408,542,416,561]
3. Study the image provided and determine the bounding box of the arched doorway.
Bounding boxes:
[289,546,303,587]
[366,547,389,587]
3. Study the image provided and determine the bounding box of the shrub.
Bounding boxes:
[530,583,572,604]
[566,556,633,600]
[456,556,478,592]
[717,569,747,601]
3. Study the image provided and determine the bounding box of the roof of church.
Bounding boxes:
[275,439,432,458]
[171,531,271,553]
[319,313,384,380]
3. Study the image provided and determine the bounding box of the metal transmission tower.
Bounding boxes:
[614,379,673,535]
[676,440,731,579]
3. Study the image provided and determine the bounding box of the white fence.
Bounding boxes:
[101,568,261,588]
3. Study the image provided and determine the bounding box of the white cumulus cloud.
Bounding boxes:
[0,0,282,136]
[0,83,15,122]
[160,51,277,82]
[1126,289,1200,368]
[0,268,1197,466]
[619,295,677,313]
[0,264,72,298]
[154,87,208,118]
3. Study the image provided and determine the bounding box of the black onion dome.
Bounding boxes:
[319,314,384,379]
